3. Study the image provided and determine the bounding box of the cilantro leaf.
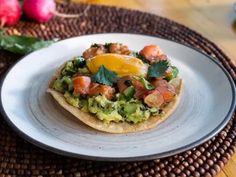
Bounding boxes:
[91,65,118,86]
[104,43,112,49]
[148,60,169,78]
[131,51,150,64]
[90,43,99,48]
[73,56,86,68]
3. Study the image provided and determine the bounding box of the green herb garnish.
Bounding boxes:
[0,29,55,55]
[131,51,150,63]
[91,65,118,86]
[148,60,169,78]
[104,43,112,49]
[91,43,99,48]
[73,56,86,68]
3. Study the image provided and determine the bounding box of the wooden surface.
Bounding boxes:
[71,0,236,176]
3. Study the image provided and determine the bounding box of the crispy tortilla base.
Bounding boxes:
[47,64,184,133]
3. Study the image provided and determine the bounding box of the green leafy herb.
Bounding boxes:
[104,43,112,49]
[148,60,169,78]
[0,29,55,55]
[91,65,118,86]
[131,51,149,63]
[91,43,99,48]
[73,56,86,68]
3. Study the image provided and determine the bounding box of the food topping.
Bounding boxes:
[91,65,118,86]
[89,83,115,100]
[109,43,130,55]
[73,76,91,95]
[132,80,148,100]
[156,86,175,102]
[139,44,167,63]
[87,53,148,76]
[144,90,164,108]
[52,43,180,124]
[117,75,133,93]
[83,44,107,59]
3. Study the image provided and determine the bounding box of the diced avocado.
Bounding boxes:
[122,102,151,123]
[64,92,79,107]
[125,106,150,124]
[96,110,123,123]
[117,93,126,101]
[144,110,151,118]
[123,86,135,100]
[149,107,158,113]
[124,103,138,114]
[61,76,71,85]
[172,66,179,78]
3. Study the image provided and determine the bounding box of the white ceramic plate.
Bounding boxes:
[0,33,235,161]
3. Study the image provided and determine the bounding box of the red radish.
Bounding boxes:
[23,0,87,23]
[0,0,21,27]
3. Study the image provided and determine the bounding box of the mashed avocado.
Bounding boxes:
[52,57,164,124]
[62,93,159,124]
[64,92,79,107]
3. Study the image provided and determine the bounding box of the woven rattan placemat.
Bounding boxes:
[0,3,235,177]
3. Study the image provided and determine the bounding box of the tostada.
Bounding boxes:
[47,43,183,133]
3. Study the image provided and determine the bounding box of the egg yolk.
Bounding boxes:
[86,54,148,76]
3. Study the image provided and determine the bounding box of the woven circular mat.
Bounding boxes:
[0,3,235,177]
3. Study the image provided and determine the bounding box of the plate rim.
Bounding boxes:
[0,33,235,161]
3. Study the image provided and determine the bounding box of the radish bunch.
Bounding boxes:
[0,0,83,27]
[0,0,21,27]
